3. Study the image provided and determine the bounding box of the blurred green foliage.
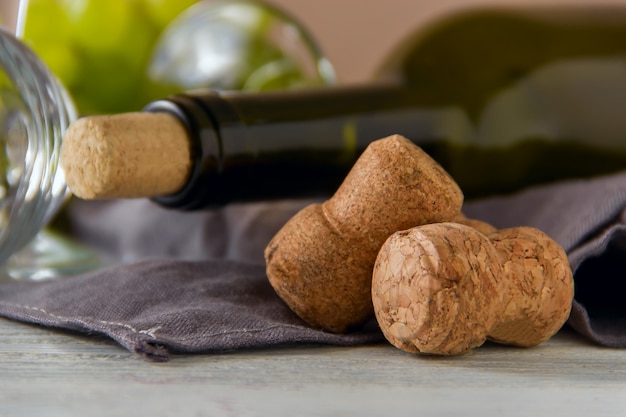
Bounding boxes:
[22,0,197,115]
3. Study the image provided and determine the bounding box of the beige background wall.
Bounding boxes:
[1,0,624,83]
[266,0,623,82]
[0,0,19,30]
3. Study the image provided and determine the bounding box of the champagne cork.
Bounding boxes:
[372,222,574,355]
[264,135,464,333]
[61,112,192,199]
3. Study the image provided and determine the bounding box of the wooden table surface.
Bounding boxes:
[1,317,624,417]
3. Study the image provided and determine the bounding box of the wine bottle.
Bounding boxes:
[62,5,626,209]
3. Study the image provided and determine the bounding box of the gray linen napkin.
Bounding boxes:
[0,259,384,361]
[0,172,625,360]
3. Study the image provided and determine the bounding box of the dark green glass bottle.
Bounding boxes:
[145,5,626,209]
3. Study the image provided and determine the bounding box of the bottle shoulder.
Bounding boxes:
[377,5,626,85]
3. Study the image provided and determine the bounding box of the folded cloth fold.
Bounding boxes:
[0,259,385,361]
[0,172,625,360]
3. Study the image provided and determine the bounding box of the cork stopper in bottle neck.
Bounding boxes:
[61,112,192,200]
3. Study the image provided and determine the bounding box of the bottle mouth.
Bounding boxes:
[0,28,75,266]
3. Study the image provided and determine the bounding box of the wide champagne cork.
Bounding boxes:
[372,222,574,355]
[61,112,192,199]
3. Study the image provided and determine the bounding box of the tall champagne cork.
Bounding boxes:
[264,135,464,332]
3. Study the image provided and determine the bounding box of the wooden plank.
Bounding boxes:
[0,317,624,416]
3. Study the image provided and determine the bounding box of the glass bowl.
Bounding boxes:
[0,27,98,280]
[0,27,72,260]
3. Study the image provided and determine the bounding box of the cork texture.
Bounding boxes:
[372,222,574,355]
[61,112,192,199]
[372,223,503,355]
[265,135,464,333]
[488,227,574,347]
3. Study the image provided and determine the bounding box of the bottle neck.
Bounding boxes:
[144,83,439,209]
